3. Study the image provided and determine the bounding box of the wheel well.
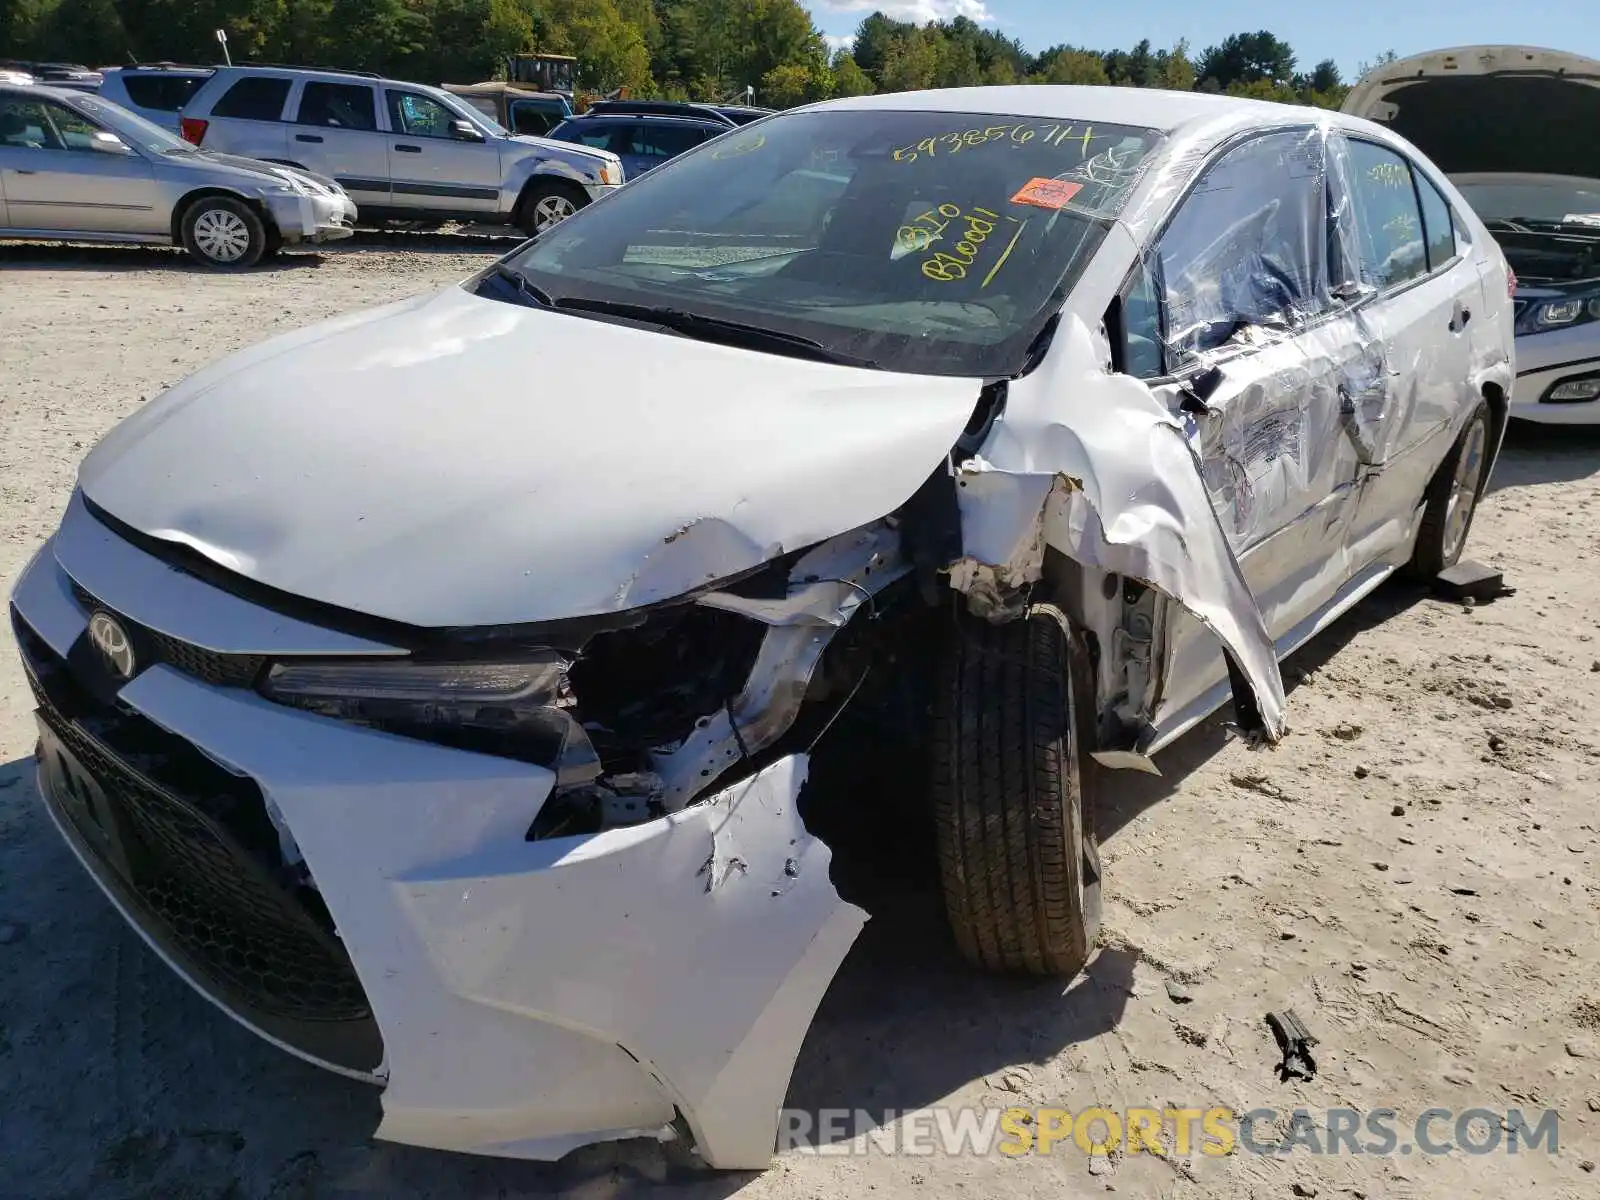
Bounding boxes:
[515,174,585,215]
[1481,380,1508,446]
[170,189,276,243]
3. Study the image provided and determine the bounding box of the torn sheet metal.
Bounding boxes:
[952,314,1288,737]
[657,522,907,809]
[395,753,866,1170]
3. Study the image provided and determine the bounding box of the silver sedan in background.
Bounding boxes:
[0,82,356,267]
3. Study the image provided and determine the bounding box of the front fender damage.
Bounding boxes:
[372,318,1285,1169]
[948,315,1287,739]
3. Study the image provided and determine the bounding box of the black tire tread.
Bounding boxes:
[1407,399,1490,580]
[931,604,1100,977]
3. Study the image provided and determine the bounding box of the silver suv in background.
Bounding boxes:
[177,65,623,234]
[98,65,216,132]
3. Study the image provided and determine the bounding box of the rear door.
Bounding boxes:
[1337,136,1483,544]
[382,88,501,216]
[198,74,291,161]
[0,94,161,234]
[289,80,390,208]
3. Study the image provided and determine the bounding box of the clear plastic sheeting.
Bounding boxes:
[950,315,1288,737]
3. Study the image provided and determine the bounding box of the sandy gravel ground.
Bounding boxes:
[2,242,1599,1200]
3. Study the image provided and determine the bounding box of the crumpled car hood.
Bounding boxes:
[78,284,981,628]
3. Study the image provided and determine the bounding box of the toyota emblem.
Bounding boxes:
[87,611,137,680]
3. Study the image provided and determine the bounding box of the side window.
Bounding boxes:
[1413,170,1461,272]
[121,74,207,112]
[211,77,291,121]
[637,123,708,159]
[385,90,457,138]
[508,102,554,136]
[0,97,61,149]
[562,120,615,150]
[1119,260,1165,379]
[1156,130,1332,361]
[1345,140,1428,290]
[43,102,108,151]
[296,82,378,132]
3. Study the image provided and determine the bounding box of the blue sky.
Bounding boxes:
[810,0,1600,82]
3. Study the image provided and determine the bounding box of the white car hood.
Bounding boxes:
[1342,45,1600,180]
[78,285,981,628]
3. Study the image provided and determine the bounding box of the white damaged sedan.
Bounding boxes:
[9,86,1514,1167]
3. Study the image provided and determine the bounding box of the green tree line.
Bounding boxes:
[2,0,1379,110]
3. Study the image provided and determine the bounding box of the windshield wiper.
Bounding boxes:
[553,297,879,368]
[484,264,555,308]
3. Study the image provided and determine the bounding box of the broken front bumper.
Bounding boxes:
[7,508,865,1169]
[263,191,357,245]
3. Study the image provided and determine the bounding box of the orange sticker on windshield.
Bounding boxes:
[1011,178,1083,210]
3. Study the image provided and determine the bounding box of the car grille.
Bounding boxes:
[68,578,265,687]
[12,605,382,1074]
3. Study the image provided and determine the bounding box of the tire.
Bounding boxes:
[180,195,267,268]
[516,180,586,237]
[1407,399,1492,579]
[931,603,1102,977]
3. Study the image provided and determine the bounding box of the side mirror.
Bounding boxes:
[89,130,134,155]
[449,119,486,143]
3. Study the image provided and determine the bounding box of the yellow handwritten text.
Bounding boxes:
[892,122,1098,164]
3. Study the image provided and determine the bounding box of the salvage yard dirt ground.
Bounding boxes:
[2,242,1599,1200]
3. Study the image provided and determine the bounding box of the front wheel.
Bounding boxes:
[930,604,1102,977]
[1408,399,1491,579]
[516,181,586,237]
[180,196,267,268]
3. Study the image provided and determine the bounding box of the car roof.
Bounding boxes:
[106,64,215,74]
[200,64,462,105]
[218,63,383,81]
[571,111,726,126]
[444,82,564,100]
[816,84,1343,136]
[0,81,85,102]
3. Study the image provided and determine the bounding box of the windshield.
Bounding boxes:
[1456,178,1600,226]
[502,107,1163,376]
[70,92,195,155]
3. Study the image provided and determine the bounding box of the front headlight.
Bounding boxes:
[263,179,310,198]
[1517,291,1600,335]
[596,161,622,186]
[258,652,600,783]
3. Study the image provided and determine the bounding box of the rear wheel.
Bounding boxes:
[1408,399,1491,578]
[931,604,1102,977]
[516,180,586,237]
[180,196,267,269]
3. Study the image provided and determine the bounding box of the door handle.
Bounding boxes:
[14,168,37,175]
[295,133,324,143]
[394,143,421,153]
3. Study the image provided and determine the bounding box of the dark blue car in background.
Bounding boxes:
[546,111,735,178]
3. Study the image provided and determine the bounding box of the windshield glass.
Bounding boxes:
[70,92,194,154]
[502,107,1163,376]
[1456,178,1600,226]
